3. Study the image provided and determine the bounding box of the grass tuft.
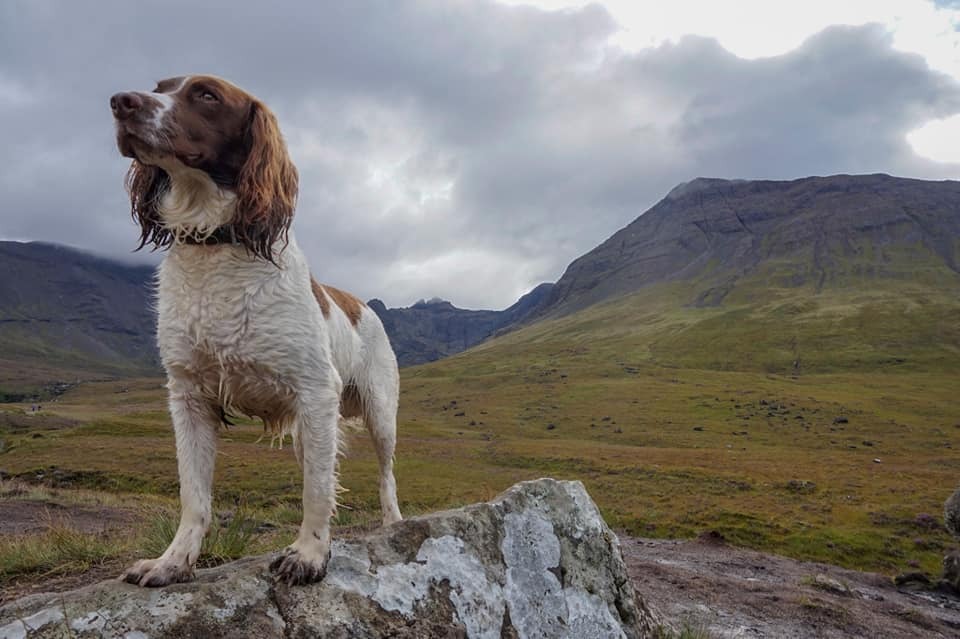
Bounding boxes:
[0,519,118,579]
[203,511,260,567]
[137,508,179,559]
[137,507,259,568]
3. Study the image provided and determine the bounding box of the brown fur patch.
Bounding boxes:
[310,278,331,319]
[327,285,365,325]
[233,95,298,263]
[118,75,297,263]
[309,279,364,326]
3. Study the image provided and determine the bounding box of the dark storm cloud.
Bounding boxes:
[1,1,958,308]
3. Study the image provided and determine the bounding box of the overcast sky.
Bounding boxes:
[1,1,959,309]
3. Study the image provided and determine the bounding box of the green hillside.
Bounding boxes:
[0,242,159,400]
[491,254,960,376]
[388,220,960,573]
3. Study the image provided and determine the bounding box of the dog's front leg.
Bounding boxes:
[270,387,340,585]
[123,383,217,587]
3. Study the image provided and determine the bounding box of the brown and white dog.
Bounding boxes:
[110,75,402,587]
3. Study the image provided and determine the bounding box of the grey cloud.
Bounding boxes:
[443,25,960,300]
[1,1,958,309]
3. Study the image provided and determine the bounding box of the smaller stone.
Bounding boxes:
[894,572,931,590]
[942,552,960,593]
[809,574,853,597]
[786,480,816,494]
[696,530,726,545]
[945,487,960,538]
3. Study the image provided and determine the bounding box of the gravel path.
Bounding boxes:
[621,533,960,638]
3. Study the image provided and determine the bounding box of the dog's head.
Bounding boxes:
[111,75,298,262]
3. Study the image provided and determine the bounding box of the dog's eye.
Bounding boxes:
[199,91,219,103]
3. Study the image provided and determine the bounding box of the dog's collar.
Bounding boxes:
[180,225,240,246]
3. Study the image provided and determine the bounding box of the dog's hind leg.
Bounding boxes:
[364,397,402,526]
[123,381,218,587]
[270,384,341,585]
[358,368,402,526]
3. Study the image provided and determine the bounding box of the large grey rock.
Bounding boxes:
[0,479,655,638]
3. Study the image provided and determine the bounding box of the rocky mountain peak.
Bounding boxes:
[531,173,960,317]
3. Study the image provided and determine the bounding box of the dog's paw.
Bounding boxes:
[121,557,194,587]
[270,546,330,586]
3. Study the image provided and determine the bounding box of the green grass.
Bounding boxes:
[1,366,956,583]
[0,522,119,580]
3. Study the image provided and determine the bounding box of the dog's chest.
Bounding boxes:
[156,246,319,369]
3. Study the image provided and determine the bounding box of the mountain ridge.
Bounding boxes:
[2,172,958,384]
[522,173,960,320]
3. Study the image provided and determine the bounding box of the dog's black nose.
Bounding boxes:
[110,92,144,120]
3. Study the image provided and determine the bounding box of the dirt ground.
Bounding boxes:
[0,500,135,536]
[622,533,960,638]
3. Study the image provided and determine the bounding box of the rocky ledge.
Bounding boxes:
[0,479,655,638]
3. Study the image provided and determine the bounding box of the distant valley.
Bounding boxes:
[368,283,553,367]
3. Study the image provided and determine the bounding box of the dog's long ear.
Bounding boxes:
[234,99,298,263]
[125,160,171,252]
